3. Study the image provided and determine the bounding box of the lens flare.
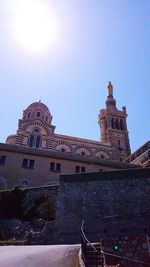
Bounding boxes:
[12,0,59,52]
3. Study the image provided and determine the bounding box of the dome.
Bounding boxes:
[27,101,51,113]
[23,101,52,123]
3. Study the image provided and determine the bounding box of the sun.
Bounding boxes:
[12,0,59,52]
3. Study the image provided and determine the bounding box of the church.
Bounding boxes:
[0,83,135,189]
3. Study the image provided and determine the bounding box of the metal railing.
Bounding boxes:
[81,221,104,266]
[102,251,150,267]
[81,221,150,267]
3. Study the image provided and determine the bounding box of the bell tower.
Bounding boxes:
[98,82,131,161]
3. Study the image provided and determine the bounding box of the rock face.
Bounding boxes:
[0,185,58,245]
[0,218,49,245]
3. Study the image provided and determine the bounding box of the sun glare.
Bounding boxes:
[12,0,59,52]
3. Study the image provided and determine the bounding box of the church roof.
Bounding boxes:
[26,101,51,114]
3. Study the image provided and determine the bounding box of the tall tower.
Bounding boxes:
[98,82,131,161]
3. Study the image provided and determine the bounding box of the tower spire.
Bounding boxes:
[107,81,113,97]
[98,82,131,161]
[106,82,116,109]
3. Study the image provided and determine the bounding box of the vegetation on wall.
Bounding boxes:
[0,186,58,221]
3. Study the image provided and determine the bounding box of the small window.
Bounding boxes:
[34,128,39,133]
[37,111,40,117]
[46,116,48,122]
[81,166,85,173]
[22,159,28,168]
[50,162,61,172]
[118,140,121,146]
[50,162,55,171]
[29,160,35,169]
[22,159,35,169]
[56,163,61,172]
[101,155,104,159]
[61,148,66,153]
[0,156,6,165]
[75,166,80,173]
[81,151,85,156]
[75,166,86,173]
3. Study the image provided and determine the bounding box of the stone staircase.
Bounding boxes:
[82,244,104,267]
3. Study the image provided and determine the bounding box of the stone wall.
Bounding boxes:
[55,168,150,245]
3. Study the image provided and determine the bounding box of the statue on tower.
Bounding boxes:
[107,81,113,97]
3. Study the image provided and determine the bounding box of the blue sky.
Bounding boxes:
[0,0,149,152]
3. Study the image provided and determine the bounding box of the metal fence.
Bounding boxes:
[101,214,150,237]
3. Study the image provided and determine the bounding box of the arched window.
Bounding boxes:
[111,118,115,129]
[105,120,107,130]
[36,136,41,148]
[34,128,39,133]
[27,112,31,119]
[28,135,41,148]
[61,148,66,153]
[120,119,123,130]
[116,119,119,130]
[55,144,71,153]
[29,135,34,147]
[36,111,41,117]
[75,147,91,156]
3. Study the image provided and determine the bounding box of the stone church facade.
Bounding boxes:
[6,82,131,162]
[0,83,133,189]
